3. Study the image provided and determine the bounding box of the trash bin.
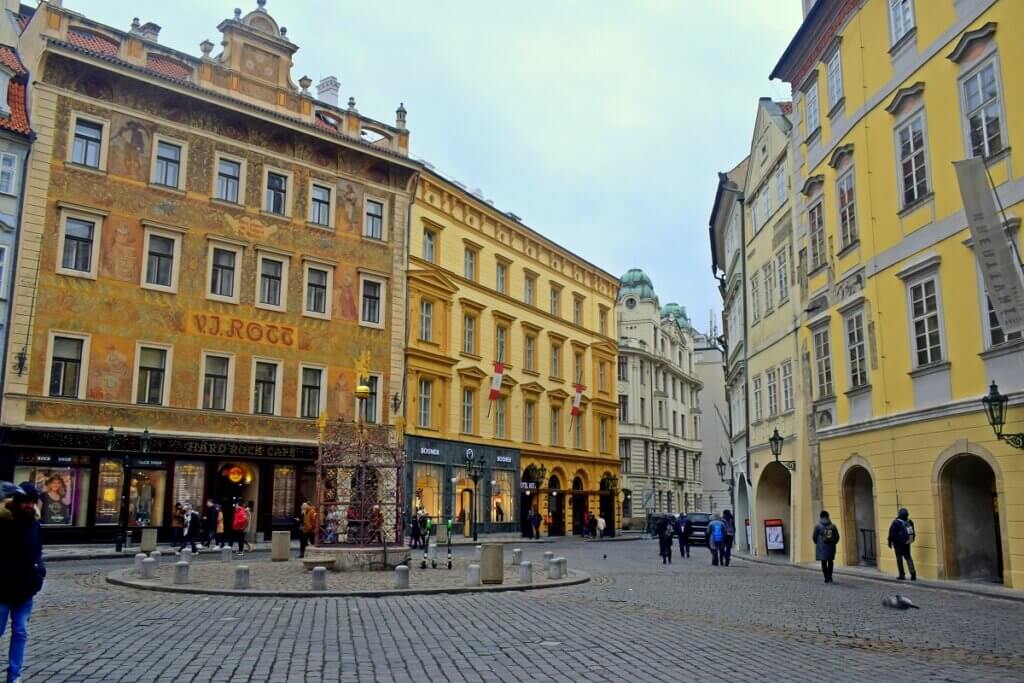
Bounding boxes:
[480,544,503,584]
[141,528,158,553]
[271,530,291,561]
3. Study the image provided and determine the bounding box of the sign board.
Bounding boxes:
[465,448,475,461]
[519,481,536,490]
[764,518,785,551]
[496,455,513,464]
[641,489,655,511]
[955,157,1024,334]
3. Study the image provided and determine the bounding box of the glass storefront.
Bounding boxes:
[491,470,514,523]
[94,458,124,525]
[129,469,166,527]
[15,464,91,527]
[412,463,443,518]
[173,460,205,509]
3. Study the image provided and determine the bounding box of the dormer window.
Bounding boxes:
[0,66,12,117]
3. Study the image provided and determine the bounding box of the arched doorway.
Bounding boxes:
[454,474,474,538]
[548,475,565,536]
[571,476,586,535]
[599,474,616,537]
[520,465,538,537]
[756,462,792,559]
[940,454,1004,582]
[841,466,877,566]
[735,475,750,552]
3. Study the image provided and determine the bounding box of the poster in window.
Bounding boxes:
[764,518,785,551]
[95,459,124,525]
[173,461,205,508]
[37,467,75,526]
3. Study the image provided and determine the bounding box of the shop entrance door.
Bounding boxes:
[216,462,258,541]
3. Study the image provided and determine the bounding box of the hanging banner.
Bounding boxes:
[954,157,1024,334]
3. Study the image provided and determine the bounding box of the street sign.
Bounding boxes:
[641,489,655,511]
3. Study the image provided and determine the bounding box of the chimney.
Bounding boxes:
[395,102,407,130]
[140,22,161,41]
[317,76,339,106]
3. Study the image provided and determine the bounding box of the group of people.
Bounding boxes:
[579,510,607,539]
[657,511,735,565]
[407,508,431,549]
[814,507,916,583]
[173,498,253,555]
[523,508,543,539]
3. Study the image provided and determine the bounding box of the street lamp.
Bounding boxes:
[716,456,735,509]
[982,381,1023,449]
[464,449,484,541]
[769,428,796,471]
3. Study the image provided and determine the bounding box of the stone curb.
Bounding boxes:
[44,547,276,562]
[736,554,1024,603]
[105,566,590,598]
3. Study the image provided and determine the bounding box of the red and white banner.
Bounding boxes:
[571,383,584,416]
[488,361,505,400]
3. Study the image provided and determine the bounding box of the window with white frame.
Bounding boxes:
[0,245,7,298]
[462,388,474,434]
[257,255,285,309]
[215,157,242,203]
[71,118,103,168]
[359,277,384,326]
[264,171,289,215]
[209,244,240,301]
[202,354,230,411]
[300,366,324,419]
[987,295,1022,347]
[574,411,583,449]
[761,188,771,226]
[363,375,381,424]
[496,324,508,362]
[781,360,794,411]
[805,82,820,135]
[524,400,535,441]
[897,114,929,207]
[599,416,608,453]
[550,406,561,446]
[599,307,608,335]
[49,335,85,398]
[963,61,1004,159]
[826,49,843,108]
[809,201,826,271]
[845,311,869,388]
[751,195,760,230]
[752,376,763,422]
[0,152,17,195]
[152,140,183,189]
[253,360,279,415]
[418,378,432,428]
[310,183,332,227]
[422,228,436,262]
[364,199,384,239]
[496,261,508,294]
[837,170,858,248]
[767,368,778,416]
[550,286,560,317]
[889,0,915,46]
[776,248,790,302]
[750,275,760,322]
[463,315,476,355]
[136,346,168,405]
[464,248,476,280]
[813,327,834,397]
[573,297,583,325]
[774,164,786,205]
[619,394,628,422]
[419,299,433,342]
[524,274,535,305]
[551,343,561,377]
[908,276,943,366]
[524,334,535,370]
[599,361,607,392]
[60,216,98,276]
[142,228,180,292]
[763,261,774,312]
[304,264,331,318]
[495,396,507,439]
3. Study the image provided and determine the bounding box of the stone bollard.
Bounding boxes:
[271,530,291,561]
[150,550,162,566]
[134,553,147,574]
[511,548,522,566]
[465,563,481,587]
[394,565,410,589]
[547,559,561,580]
[543,551,554,570]
[557,557,568,578]
[141,528,158,553]
[311,566,327,591]
[519,561,533,584]
[234,565,250,590]
[141,557,157,579]
[181,548,193,564]
[480,544,503,585]
[474,545,482,561]
[174,561,190,585]
[221,546,233,562]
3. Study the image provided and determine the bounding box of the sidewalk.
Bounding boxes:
[737,551,1024,603]
[43,540,284,561]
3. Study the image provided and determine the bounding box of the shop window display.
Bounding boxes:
[491,470,514,523]
[129,469,166,527]
[95,458,124,525]
[412,464,443,520]
[15,464,91,527]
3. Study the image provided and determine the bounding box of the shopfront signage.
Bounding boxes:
[158,438,314,460]
[16,453,90,466]
[130,457,167,469]
[496,455,513,464]
[520,481,536,490]
[419,447,441,456]
[187,312,299,349]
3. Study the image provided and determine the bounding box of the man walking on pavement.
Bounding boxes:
[887,507,917,581]
[678,513,692,558]
[707,513,727,566]
[721,510,736,567]
[813,510,839,583]
[180,503,200,553]
[0,482,46,683]
[203,498,220,548]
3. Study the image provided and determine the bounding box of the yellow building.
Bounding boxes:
[404,170,621,537]
[772,0,1024,586]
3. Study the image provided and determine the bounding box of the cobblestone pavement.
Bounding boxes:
[7,539,1024,682]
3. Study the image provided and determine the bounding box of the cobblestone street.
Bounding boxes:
[4,538,1023,682]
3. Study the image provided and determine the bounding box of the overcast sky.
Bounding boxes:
[74,0,803,332]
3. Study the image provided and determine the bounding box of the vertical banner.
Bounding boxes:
[954,157,1024,335]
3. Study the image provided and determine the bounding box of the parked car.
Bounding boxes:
[645,512,678,537]
[684,512,711,546]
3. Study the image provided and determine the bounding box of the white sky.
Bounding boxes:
[71,0,803,330]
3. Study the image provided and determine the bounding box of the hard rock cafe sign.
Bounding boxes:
[187,312,298,349]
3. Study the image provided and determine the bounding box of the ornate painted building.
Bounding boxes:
[0,2,414,542]
[616,269,703,527]
[405,169,621,537]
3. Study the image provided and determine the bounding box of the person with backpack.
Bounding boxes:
[0,482,46,683]
[887,507,917,581]
[812,510,840,583]
[232,499,250,555]
[722,509,736,567]
[707,513,727,566]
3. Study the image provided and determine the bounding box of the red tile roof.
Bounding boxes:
[146,54,192,81]
[0,46,30,136]
[776,101,793,115]
[0,45,26,76]
[67,29,119,56]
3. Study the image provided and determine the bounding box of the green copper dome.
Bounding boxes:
[618,268,656,302]
[661,302,692,330]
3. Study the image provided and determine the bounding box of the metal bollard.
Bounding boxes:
[547,559,561,580]
[474,544,482,561]
[134,553,147,574]
[234,565,250,590]
[311,566,327,591]
[519,561,533,584]
[141,557,157,579]
[394,565,410,589]
[221,546,233,562]
[150,550,162,565]
[174,560,189,584]
[181,548,193,564]
[543,551,554,570]
[465,563,481,587]
[511,548,522,566]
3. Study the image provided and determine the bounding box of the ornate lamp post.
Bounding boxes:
[982,381,1023,449]
[769,428,796,471]
[715,456,735,507]
[464,448,484,541]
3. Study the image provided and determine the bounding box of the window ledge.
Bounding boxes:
[302,311,331,321]
[306,221,334,232]
[979,337,1024,361]
[140,283,177,295]
[807,263,829,279]
[66,162,107,176]
[898,192,934,218]
[260,210,292,222]
[908,360,950,379]
[845,384,872,398]
[813,395,836,407]
[522,368,540,377]
[148,183,185,196]
[210,197,245,211]
[804,126,822,146]
[56,268,97,281]
[888,27,917,56]
[827,96,846,120]
[358,320,385,330]
[459,351,482,362]
[836,239,861,259]
[983,146,1011,167]
[255,302,287,314]
[362,235,388,245]
[548,376,564,383]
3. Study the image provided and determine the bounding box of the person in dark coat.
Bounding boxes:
[588,513,598,539]
[887,507,917,581]
[656,516,673,564]
[180,503,201,553]
[0,482,46,683]
[812,510,840,583]
[678,514,693,558]
[721,510,736,567]
[532,510,542,539]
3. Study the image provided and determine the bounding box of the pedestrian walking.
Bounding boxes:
[409,511,421,549]
[532,509,542,539]
[813,510,839,583]
[596,514,607,539]
[581,510,590,538]
[722,509,736,567]
[588,512,598,539]
[170,502,184,548]
[707,513,727,566]
[215,502,225,548]
[656,516,673,564]
[180,503,200,553]
[887,507,917,581]
[679,513,692,558]
[203,498,219,548]
[232,499,250,554]
[0,482,46,683]
[244,501,255,552]
[299,502,317,558]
